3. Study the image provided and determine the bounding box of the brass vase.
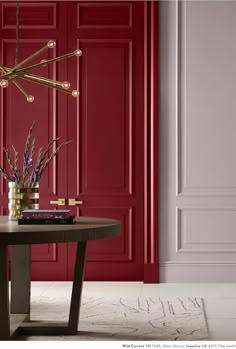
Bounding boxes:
[8,182,39,220]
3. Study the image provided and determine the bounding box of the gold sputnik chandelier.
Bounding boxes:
[0,0,81,102]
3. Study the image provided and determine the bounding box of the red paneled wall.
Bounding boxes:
[0,1,159,282]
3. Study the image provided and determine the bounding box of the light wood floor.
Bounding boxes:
[18,282,236,341]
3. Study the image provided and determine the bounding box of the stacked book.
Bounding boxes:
[18,210,75,225]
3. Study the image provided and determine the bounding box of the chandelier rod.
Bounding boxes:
[0,0,81,101]
[0,50,81,80]
[14,51,81,77]
[0,64,32,100]
[13,43,50,71]
[2,66,67,88]
[15,0,19,65]
[19,75,76,95]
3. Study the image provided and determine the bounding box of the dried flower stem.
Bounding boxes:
[40,138,59,162]
[0,122,72,188]
[22,121,35,185]
[28,146,43,187]
[3,147,15,173]
[11,145,20,183]
[34,140,71,185]
[30,138,35,159]
[0,166,12,181]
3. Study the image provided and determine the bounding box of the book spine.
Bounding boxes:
[22,214,71,219]
[18,218,74,225]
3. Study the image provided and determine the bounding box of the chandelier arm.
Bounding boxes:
[0,64,11,75]
[0,65,32,99]
[0,52,75,79]
[7,70,69,89]
[0,67,20,79]
[0,65,11,78]
[19,75,74,95]
[24,73,68,88]
[0,48,81,80]
[4,68,27,81]
[12,43,50,71]
[11,80,32,99]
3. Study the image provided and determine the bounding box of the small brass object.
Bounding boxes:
[68,198,83,206]
[50,198,65,206]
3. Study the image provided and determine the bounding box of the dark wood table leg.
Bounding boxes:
[17,241,87,337]
[11,245,31,318]
[68,241,87,334]
[0,245,10,340]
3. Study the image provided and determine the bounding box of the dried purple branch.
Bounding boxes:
[0,166,12,181]
[38,138,59,165]
[43,138,59,156]
[22,121,35,184]
[3,147,15,173]
[28,146,44,187]
[3,147,21,184]
[0,122,72,187]
[29,138,35,160]
[11,145,20,184]
[35,146,44,168]
[36,140,72,182]
[29,138,59,186]
[24,137,36,186]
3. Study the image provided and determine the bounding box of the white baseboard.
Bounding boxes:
[160,262,236,282]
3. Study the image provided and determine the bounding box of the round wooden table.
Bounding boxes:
[0,216,120,340]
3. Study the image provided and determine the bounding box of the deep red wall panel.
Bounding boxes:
[0,1,159,282]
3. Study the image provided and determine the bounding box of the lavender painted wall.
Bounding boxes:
[159,0,236,282]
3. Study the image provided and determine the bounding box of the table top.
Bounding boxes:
[0,216,120,246]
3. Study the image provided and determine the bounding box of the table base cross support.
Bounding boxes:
[0,216,120,340]
[0,241,87,339]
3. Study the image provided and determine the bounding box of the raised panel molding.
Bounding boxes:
[143,1,159,283]
[77,3,132,29]
[2,3,57,29]
[31,244,57,262]
[7,244,57,262]
[79,207,133,262]
[160,0,236,282]
[0,75,6,199]
[177,207,236,253]
[76,39,133,197]
[176,1,236,197]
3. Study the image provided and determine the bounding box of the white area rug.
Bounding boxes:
[20,296,208,341]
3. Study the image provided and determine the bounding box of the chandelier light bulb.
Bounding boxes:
[0,79,9,88]
[72,90,80,97]
[62,81,71,90]
[47,40,56,49]
[0,39,82,100]
[26,95,34,103]
[0,0,82,101]
[74,49,82,56]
